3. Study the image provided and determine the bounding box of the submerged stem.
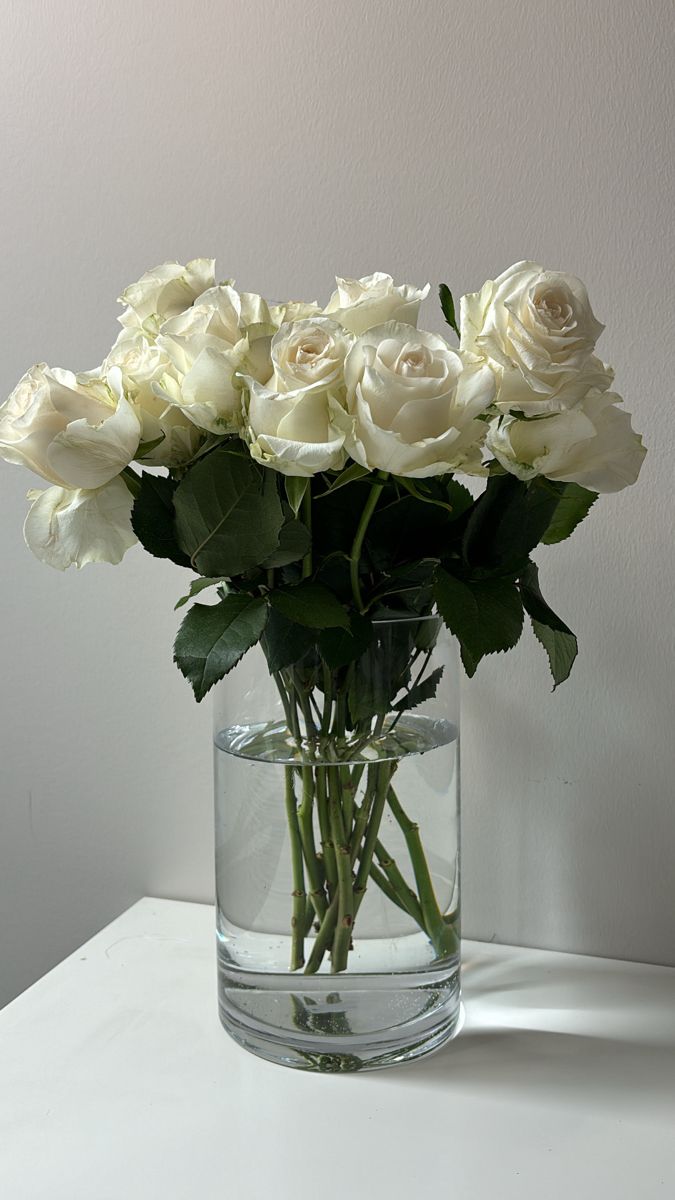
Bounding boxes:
[328,766,354,973]
[386,784,457,958]
[315,767,337,897]
[353,761,392,904]
[297,767,328,923]
[304,893,339,974]
[284,767,306,970]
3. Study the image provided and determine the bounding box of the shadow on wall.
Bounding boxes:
[461,623,673,963]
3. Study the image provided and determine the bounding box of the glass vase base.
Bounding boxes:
[217,957,461,1072]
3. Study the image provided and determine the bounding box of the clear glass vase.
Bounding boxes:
[213,615,461,1071]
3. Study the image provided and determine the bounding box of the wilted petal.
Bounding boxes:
[24,478,137,570]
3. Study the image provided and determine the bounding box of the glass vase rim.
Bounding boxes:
[371,611,441,627]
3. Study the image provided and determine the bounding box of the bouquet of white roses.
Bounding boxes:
[0,259,645,975]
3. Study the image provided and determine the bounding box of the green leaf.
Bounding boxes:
[462,474,560,575]
[262,608,316,673]
[319,612,374,670]
[136,434,166,459]
[260,519,311,568]
[270,581,350,630]
[434,568,524,676]
[531,621,577,689]
[131,473,191,568]
[394,476,455,513]
[316,462,371,496]
[439,284,460,338]
[519,561,573,633]
[393,475,475,519]
[541,483,598,545]
[393,666,444,714]
[174,447,284,577]
[173,594,268,701]
[348,653,395,722]
[174,577,228,610]
[444,478,475,517]
[284,476,309,517]
[519,560,577,687]
[347,626,417,723]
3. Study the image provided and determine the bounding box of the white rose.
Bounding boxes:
[24,477,137,570]
[342,322,495,478]
[0,364,141,489]
[269,300,322,326]
[156,285,275,434]
[117,258,216,339]
[243,376,347,477]
[486,391,646,493]
[460,260,612,414]
[324,273,430,335]
[102,332,202,466]
[271,317,353,393]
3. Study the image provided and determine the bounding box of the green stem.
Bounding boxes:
[321,664,334,738]
[271,667,295,739]
[328,766,354,973]
[304,893,339,974]
[349,763,375,867]
[315,767,337,897]
[386,784,457,958]
[121,465,141,499]
[338,764,355,835]
[297,767,328,923]
[283,767,306,970]
[302,896,317,937]
[349,473,388,612]
[373,842,425,927]
[368,862,412,913]
[353,762,392,904]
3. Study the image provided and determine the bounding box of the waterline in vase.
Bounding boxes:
[216,712,457,765]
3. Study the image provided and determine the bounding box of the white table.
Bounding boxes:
[1,898,674,1199]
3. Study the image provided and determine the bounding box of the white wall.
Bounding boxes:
[1,0,673,1007]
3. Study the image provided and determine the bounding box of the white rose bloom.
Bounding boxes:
[102,332,202,466]
[325,273,430,335]
[460,261,613,414]
[272,317,353,393]
[244,376,347,478]
[24,477,137,569]
[269,300,322,327]
[0,364,141,489]
[342,322,495,478]
[486,391,646,493]
[156,285,275,434]
[117,258,216,339]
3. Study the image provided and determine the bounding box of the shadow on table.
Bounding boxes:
[380,949,675,1106]
[460,947,675,1014]
[392,1026,675,1109]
